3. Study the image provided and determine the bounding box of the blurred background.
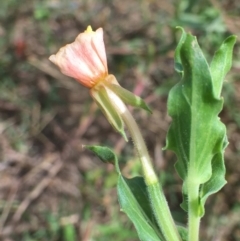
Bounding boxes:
[0,0,240,240]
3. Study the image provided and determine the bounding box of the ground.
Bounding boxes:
[0,0,240,240]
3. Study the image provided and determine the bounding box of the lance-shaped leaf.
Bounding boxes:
[91,86,128,141]
[174,26,187,74]
[84,145,117,165]
[210,35,237,98]
[86,145,164,241]
[199,150,226,214]
[164,29,234,215]
[118,176,164,241]
[105,83,152,113]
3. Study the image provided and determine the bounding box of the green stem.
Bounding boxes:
[188,177,200,241]
[121,105,158,184]
[107,88,182,241]
[147,182,182,241]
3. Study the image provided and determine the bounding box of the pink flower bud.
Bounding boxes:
[49,26,108,88]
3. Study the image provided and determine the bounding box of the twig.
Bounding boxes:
[0,184,19,233]
[12,157,63,223]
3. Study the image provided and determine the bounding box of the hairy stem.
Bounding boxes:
[107,88,182,241]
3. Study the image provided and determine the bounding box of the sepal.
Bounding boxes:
[90,86,128,141]
[105,83,152,113]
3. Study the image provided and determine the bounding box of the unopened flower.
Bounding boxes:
[49,26,151,140]
[49,26,108,88]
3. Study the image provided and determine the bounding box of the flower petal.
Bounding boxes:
[49,26,108,88]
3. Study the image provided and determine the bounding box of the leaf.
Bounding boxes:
[63,223,77,241]
[199,152,226,214]
[210,35,237,98]
[105,83,152,113]
[118,176,163,241]
[174,27,187,74]
[84,145,118,165]
[177,226,188,241]
[85,145,163,240]
[199,135,228,215]
[90,86,128,141]
[164,29,234,215]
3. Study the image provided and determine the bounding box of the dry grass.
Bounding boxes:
[0,0,240,240]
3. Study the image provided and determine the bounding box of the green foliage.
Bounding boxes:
[84,145,118,165]
[177,226,188,241]
[165,28,236,216]
[63,223,77,241]
[105,83,152,113]
[210,36,237,97]
[34,3,50,20]
[0,0,18,20]
[92,215,138,241]
[118,176,163,241]
[88,144,164,240]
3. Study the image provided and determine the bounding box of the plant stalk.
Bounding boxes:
[107,88,182,241]
[188,176,201,241]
